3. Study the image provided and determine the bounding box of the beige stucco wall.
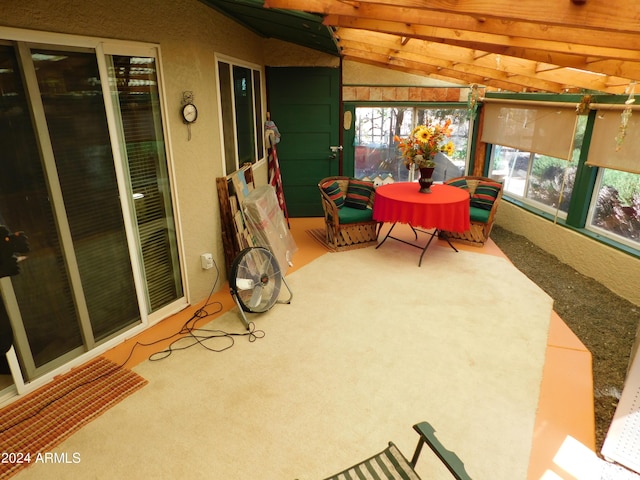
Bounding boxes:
[0,0,337,306]
[263,38,340,67]
[495,201,640,306]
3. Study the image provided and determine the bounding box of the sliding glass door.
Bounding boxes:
[0,40,183,384]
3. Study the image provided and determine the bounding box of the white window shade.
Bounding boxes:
[481,101,577,160]
[586,108,640,174]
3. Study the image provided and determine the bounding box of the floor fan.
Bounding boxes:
[229,247,293,329]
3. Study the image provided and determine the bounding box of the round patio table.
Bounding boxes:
[373,182,470,265]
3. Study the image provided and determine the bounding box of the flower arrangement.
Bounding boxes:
[394,120,455,168]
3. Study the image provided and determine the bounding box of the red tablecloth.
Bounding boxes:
[373,182,470,233]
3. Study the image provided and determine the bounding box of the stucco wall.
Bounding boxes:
[0,0,296,305]
[263,38,339,67]
[495,201,640,306]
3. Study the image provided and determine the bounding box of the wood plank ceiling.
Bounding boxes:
[262,0,640,95]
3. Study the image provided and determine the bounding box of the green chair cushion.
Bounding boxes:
[471,180,502,211]
[338,206,374,224]
[345,179,374,210]
[322,180,345,208]
[470,206,491,223]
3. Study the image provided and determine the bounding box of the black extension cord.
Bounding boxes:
[0,257,264,435]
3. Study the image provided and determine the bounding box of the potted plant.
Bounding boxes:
[395,120,455,193]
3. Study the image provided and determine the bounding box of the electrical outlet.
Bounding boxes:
[200,253,214,270]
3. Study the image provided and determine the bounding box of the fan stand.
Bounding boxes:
[231,277,292,330]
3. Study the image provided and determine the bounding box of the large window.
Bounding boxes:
[217,58,264,174]
[489,114,586,217]
[484,98,640,250]
[584,106,640,248]
[588,169,640,248]
[354,106,470,182]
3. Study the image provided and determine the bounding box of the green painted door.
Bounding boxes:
[266,67,340,217]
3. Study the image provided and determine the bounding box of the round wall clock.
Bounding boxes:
[182,103,198,124]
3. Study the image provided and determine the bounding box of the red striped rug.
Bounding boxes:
[0,356,147,479]
[306,228,336,252]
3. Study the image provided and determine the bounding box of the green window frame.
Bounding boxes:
[483,94,640,254]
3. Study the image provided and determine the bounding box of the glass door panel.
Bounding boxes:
[31,48,141,342]
[111,55,183,312]
[0,45,84,371]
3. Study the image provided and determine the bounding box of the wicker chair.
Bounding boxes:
[318,176,380,251]
[439,176,503,247]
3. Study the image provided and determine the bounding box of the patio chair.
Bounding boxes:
[323,421,472,480]
[318,176,380,251]
[439,176,503,247]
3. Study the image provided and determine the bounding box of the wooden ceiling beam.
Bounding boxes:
[326,15,640,83]
[265,0,640,50]
[441,39,640,85]
[354,0,639,32]
[264,0,640,93]
[338,41,570,93]
[267,0,640,33]
[323,14,640,63]
[335,28,629,93]
[341,50,527,92]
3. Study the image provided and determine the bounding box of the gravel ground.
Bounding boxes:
[490,225,640,453]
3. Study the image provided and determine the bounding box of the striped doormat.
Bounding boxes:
[0,356,147,479]
[306,228,336,252]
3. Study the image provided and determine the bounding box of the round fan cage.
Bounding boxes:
[229,247,292,329]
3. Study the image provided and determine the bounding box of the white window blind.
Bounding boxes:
[481,101,577,160]
[586,107,640,174]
